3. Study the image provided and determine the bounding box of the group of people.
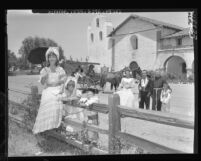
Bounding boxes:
[32,46,172,143]
[116,68,172,112]
[32,47,100,144]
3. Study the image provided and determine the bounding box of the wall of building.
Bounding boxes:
[112,18,157,71]
[87,15,113,73]
[155,48,194,78]
[160,38,177,48]
[160,35,193,49]
[161,27,179,37]
[165,56,186,78]
[87,15,194,78]
[182,36,194,46]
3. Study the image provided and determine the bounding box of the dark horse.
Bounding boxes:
[99,69,124,91]
[100,61,142,91]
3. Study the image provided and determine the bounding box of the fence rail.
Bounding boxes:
[118,106,194,129]
[64,118,109,135]
[8,86,194,154]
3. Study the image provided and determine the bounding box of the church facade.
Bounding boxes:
[87,14,194,78]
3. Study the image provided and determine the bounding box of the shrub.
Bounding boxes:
[188,74,194,83]
[22,87,40,129]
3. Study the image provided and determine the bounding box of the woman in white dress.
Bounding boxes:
[116,68,139,108]
[32,47,66,134]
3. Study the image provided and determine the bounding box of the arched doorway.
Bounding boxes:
[164,56,187,79]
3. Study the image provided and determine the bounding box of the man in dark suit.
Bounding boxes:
[139,70,152,110]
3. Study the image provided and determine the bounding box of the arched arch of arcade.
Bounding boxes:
[155,48,194,78]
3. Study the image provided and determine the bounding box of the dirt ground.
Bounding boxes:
[8,75,195,154]
[8,118,88,156]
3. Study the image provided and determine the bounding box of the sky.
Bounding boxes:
[7,10,190,60]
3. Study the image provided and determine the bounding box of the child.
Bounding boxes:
[58,76,83,134]
[79,88,99,145]
[160,82,172,112]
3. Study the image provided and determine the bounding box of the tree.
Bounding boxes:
[86,56,89,62]
[18,36,65,69]
[8,50,17,69]
[70,56,73,61]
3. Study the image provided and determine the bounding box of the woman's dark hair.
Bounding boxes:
[71,71,76,77]
[75,68,83,73]
[46,52,59,67]
[129,61,139,70]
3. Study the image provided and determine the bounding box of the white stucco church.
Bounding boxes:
[87,14,194,78]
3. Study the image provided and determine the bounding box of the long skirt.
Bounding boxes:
[32,87,63,134]
[116,88,136,108]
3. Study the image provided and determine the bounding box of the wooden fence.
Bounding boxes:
[8,86,194,154]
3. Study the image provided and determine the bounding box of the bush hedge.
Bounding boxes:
[146,70,194,84]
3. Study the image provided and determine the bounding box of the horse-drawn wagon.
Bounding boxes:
[61,60,101,89]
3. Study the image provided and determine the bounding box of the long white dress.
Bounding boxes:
[116,77,138,108]
[32,66,66,134]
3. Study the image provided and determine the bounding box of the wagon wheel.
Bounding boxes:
[94,78,101,89]
[78,77,85,88]
[84,77,96,88]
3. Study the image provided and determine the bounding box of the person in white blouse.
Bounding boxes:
[115,68,138,108]
[33,47,67,134]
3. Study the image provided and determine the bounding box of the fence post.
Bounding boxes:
[108,93,121,154]
[30,86,39,102]
[30,86,39,117]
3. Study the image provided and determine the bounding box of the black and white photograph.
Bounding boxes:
[7,10,196,156]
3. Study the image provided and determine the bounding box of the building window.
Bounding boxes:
[96,18,99,27]
[177,38,182,46]
[90,33,94,42]
[99,31,103,40]
[130,35,138,49]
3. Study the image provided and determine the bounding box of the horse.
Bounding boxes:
[99,61,142,92]
[99,70,123,91]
